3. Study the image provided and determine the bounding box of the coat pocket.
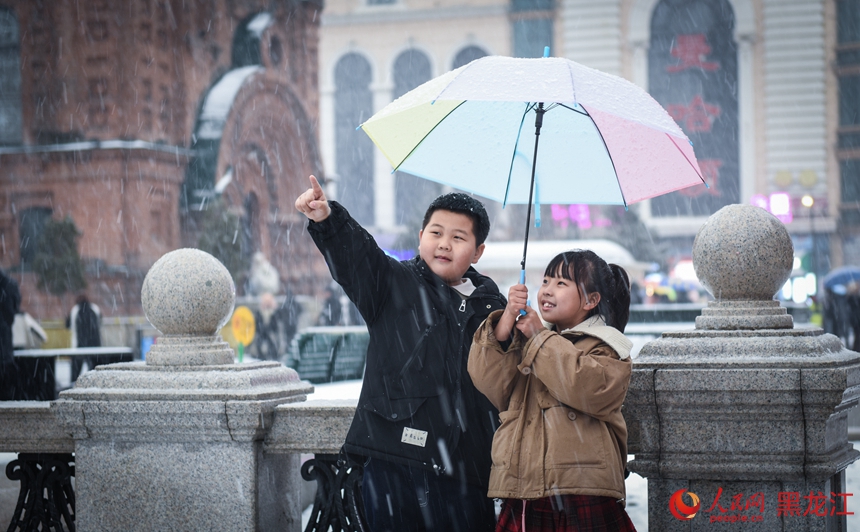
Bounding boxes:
[491,409,520,471]
[544,406,607,469]
[386,322,446,399]
[362,395,429,423]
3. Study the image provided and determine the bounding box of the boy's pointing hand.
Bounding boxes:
[295,175,331,222]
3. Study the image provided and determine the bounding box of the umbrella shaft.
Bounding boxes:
[521,103,546,274]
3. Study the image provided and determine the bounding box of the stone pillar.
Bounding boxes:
[626,205,860,531]
[54,249,313,532]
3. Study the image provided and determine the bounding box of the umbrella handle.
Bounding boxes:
[519,270,528,316]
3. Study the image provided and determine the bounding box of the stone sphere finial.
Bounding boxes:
[141,248,235,336]
[693,204,794,301]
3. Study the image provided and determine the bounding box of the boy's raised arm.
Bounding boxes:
[295,174,395,325]
[295,175,331,222]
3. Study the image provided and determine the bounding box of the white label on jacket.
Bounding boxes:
[401,427,428,447]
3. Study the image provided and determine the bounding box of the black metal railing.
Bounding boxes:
[5,453,75,532]
[301,453,367,532]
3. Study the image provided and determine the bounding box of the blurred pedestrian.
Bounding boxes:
[629,280,644,305]
[846,284,860,351]
[66,294,102,381]
[251,292,283,362]
[12,310,47,350]
[252,289,305,362]
[317,283,343,326]
[253,292,278,361]
[822,283,860,350]
[248,252,281,296]
[281,286,303,348]
[317,282,363,327]
[0,269,21,400]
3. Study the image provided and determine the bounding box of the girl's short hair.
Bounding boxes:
[543,250,631,332]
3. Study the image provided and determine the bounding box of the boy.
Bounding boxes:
[296,175,504,531]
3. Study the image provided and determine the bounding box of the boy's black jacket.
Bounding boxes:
[307,201,506,486]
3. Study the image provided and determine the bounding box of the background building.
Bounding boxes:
[319,0,859,294]
[1,0,857,320]
[0,0,327,319]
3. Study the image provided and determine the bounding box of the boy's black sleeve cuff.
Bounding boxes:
[307,201,349,240]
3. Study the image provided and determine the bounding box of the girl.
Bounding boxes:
[468,250,636,532]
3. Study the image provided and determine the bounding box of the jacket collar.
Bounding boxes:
[559,315,633,359]
[411,257,502,300]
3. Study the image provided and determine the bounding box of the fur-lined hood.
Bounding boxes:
[558,315,633,359]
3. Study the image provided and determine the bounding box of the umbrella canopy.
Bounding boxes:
[360,55,704,208]
[823,266,860,293]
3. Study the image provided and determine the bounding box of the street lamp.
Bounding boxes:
[801,194,817,295]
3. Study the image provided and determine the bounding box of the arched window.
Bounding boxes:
[648,0,739,217]
[232,12,271,67]
[393,49,431,100]
[18,207,52,267]
[0,8,22,145]
[838,0,860,209]
[334,53,375,226]
[392,50,435,231]
[453,46,488,69]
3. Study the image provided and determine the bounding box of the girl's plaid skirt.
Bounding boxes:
[496,495,637,532]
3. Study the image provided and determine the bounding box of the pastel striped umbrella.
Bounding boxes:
[360,53,705,273]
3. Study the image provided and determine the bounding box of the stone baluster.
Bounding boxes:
[626,204,860,531]
[53,249,313,532]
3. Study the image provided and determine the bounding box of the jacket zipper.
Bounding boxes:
[399,326,432,375]
[458,299,466,312]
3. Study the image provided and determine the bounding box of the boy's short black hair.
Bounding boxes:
[422,192,490,246]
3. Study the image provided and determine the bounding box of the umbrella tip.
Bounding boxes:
[543,46,550,58]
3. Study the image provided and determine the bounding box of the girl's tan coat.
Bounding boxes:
[468,311,633,501]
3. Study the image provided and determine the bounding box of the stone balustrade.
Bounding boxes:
[0,402,73,453]
[0,246,363,531]
[0,399,357,456]
[1,396,359,531]
[626,204,860,532]
[266,400,357,455]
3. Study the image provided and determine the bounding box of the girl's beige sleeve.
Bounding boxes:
[520,330,631,420]
[467,310,524,412]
